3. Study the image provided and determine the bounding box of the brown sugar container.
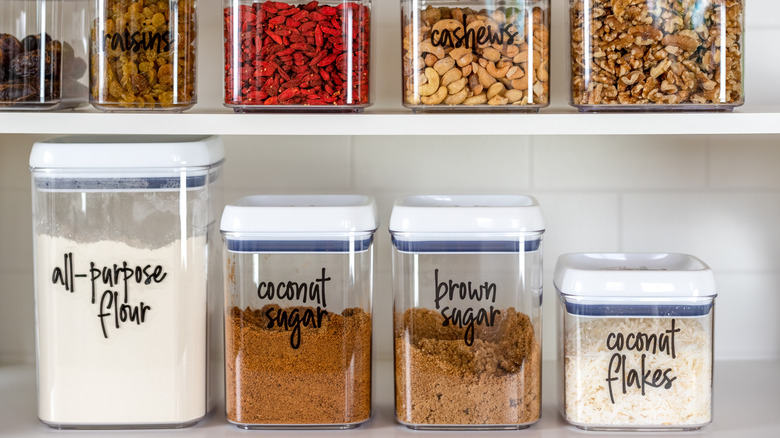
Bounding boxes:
[220,195,377,429]
[389,195,544,429]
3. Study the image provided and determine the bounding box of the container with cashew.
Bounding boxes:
[569,0,744,110]
[402,1,550,110]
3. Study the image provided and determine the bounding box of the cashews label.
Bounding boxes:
[431,15,519,49]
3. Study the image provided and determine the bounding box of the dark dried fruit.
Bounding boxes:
[0,33,23,70]
[21,33,52,52]
[0,81,38,102]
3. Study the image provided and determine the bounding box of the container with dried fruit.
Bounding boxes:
[220,195,376,428]
[401,1,550,111]
[568,0,744,110]
[0,0,89,110]
[90,0,197,111]
[223,1,372,111]
[389,195,544,429]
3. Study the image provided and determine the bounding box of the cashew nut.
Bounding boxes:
[421,85,448,105]
[461,64,472,77]
[537,61,549,82]
[506,66,524,80]
[463,93,487,105]
[486,61,510,79]
[511,77,530,91]
[441,68,462,87]
[418,67,440,96]
[418,39,446,60]
[455,52,474,67]
[444,88,468,105]
[488,94,509,106]
[482,47,501,62]
[449,47,471,61]
[424,53,438,67]
[504,89,523,103]
[447,77,468,94]
[487,82,506,100]
[433,57,456,76]
[477,68,497,88]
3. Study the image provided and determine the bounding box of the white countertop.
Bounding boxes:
[1,360,779,437]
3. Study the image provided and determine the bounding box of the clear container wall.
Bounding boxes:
[401,0,550,111]
[31,166,221,428]
[223,0,372,111]
[392,234,543,429]
[0,0,88,110]
[559,298,715,430]
[568,0,744,110]
[223,236,373,428]
[89,0,197,111]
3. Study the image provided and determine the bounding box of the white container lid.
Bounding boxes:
[29,135,225,170]
[554,253,717,298]
[389,195,545,235]
[220,195,378,235]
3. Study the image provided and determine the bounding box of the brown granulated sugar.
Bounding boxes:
[226,305,371,426]
[394,307,540,426]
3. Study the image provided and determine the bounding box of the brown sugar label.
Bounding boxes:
[433,268,500,346]
[604,319,680,404]
[256,267,332,349]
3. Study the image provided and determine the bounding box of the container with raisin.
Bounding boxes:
[0,0,89,110]
[90,0,197,111]
[401,1,550,111]
[568,0,744,111]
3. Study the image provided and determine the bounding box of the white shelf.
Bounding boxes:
[3,105,780,136]
[2,360,779,437]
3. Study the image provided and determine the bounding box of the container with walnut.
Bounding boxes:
[90,0,197,111]
[402,1,550,111]
[390,195,544,430]
[569,0,744,110]
[220,195,376,429]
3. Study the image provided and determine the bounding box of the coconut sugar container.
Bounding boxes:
[555,253,717,431]
[220,195,376,429]
[0,0,88,110]
[223,0,372,111]
[390,195,544,429]
[401,1,550,111]
[30,135,224,429]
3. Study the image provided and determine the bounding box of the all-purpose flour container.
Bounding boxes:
[390,195,544,429]
[555,253,717,431]
[30,135,224,429]
[220,195,376,429]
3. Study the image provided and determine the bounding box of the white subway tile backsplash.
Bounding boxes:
[0,190,33,273]
[622,192,780,272]
[352,136,531,191]
[533,136,708,191]
[0,272,34,364]
[709,135,780,189]
[714,273,780,360]
[221,136,352,192]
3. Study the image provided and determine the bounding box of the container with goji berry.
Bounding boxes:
[223,1,372,111]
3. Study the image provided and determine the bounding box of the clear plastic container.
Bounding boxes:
[220,195,376,428]
[223,1,372,112]
[568,0,744,111]
[0,0,88,110]
[555,253,717,431]
[30,135,224,429]
[90,0,197,111]
[401,0,550,111]
[389,195,544,429]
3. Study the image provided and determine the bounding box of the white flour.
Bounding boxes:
[35,234,208,426]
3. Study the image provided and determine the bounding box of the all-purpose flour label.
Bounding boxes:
[35,235,207,425]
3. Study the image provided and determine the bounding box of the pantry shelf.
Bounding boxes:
[2,105,780,136]
[1,359,778,437]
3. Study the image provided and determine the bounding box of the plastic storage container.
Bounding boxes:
[223,1,372,111]
[0,0,88,110]
[90,0,197,111]
[390,195,544,429]
[30,135,224,429]
[555,253,717,431]
[221,195,376,429]
[401,0,550,111]
[568,0,744,111]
